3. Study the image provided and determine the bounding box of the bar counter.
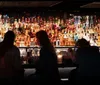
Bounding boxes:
[22,63,76,68]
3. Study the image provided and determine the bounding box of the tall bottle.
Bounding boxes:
[56,38,60,47]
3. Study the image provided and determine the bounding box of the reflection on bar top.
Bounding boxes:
[18,46,76,48]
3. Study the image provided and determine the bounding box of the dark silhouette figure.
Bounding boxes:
[0,31,24,85]
[36,30,61,84]
[26,30,61,84]
[75,38,90,48]
[69,38,100,85]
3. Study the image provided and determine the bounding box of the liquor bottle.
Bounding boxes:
[56,38,60,47]
[86,16,89,28]
[78,16,81,25]
[22,17,25,23]
[90,16,93,28]
[28,17,30,23]
[31,17,33,23]
[25,18,27,23]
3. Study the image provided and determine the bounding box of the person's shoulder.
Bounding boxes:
[13,45,18,48]
[90,46,99,53]
[12,45,19,51]
[40,47,47,51]
[76,47,88,53]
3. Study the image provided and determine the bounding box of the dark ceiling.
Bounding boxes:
[0,1,62,7]
[0,0,97,8]
[0,0,99,15]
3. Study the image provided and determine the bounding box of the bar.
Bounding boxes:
[0,1,99,66]
[0,1,100,84]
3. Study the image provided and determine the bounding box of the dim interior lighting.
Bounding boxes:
[56,49,60,53]
[23,61,27,64]
[58,54,62,59]
[70,14,72,16]
[57,54,62,64]
[61,78,69,81]
[31,38,33,41]
[0,14,2,18]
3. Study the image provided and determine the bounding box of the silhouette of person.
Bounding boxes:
[70,38,100,85]
[75,38,90,65]
[0,31,24,84]
[31,30,61,84]
[75,38,90,48]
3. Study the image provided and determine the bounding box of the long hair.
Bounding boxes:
[36,30,60,82]
[36,30,56,54]
[0,31,15,57]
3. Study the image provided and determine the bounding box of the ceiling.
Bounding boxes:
[52,0,100,9]
[0,0,99,14]
[0,1,99,8]
[80,2,100,8]
[0,1,62,7]
[0,0,95,8]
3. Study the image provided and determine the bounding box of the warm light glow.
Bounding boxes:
[56,49,60,53]
[58,54,62,59]
[57,54,63,64]
[0,14,2,19]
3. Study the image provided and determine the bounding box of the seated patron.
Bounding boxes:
[26,30,61,84]
[70,38,100,85]
[0,31,24,84]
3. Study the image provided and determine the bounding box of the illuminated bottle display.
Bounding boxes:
[0,14,99,46]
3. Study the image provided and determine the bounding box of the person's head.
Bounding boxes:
[36,30,51,47]
[76,38,90,48]
[3,31,15,45]
[36,30,56,53]
[0,31,15,57]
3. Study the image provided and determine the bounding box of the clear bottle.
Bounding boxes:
[56,38,60,47]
